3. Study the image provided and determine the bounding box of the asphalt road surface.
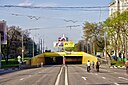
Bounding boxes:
[0,64,128,85]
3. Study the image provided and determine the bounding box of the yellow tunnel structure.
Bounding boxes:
[27,52,97,66]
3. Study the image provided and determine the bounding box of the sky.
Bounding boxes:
[0,0,112,51]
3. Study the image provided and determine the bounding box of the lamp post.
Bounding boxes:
[104,32,107,61]
[21,28,41,61]
[21,32,24,62]
[33,36,34,57]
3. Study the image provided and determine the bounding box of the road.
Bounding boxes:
[0,65,128,85]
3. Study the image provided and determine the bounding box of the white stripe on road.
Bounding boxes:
[55,66,63,85]
[118,77,128,80]
[65,65,68,85]
[114,82,120,85]
[29,75,32,77]
[20,78,24,80]
[95,73,98,75]
[82,77,87,80]
[102,77,106,79]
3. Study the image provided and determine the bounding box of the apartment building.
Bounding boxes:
[109,0,128,16]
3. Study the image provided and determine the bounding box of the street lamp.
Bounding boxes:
[104,32,107,61]
[21,28,41,61]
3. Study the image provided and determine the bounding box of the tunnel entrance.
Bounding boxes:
[45,57,63,65]
[65,56,82,64]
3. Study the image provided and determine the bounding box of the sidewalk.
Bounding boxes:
[0,68,19,74]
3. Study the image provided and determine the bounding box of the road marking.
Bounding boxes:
[95,73,98,75]
[65,65,68,85]
[118,77,128,80]
[102,77,106,79]
[102,69,110,72]
[114,82,120,85]
[20,78,24,80]
[29,75,31,77]
[82,77,87,80]
[55,66,63,85]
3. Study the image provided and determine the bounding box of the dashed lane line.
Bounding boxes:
[82,77,87,80]
[95,73,98,75]
[114,82,120,85]
[20,78,24,81]
[118,77,128,80]
[102,77,106,79]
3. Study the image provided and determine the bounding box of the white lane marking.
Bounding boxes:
[65,65,68,85]
[29,75,32,77]
[20,78,24,80]
[114,72,117,73]
[102,77,106,79]
[82,77,87,80]
[55,66,63,85]
[95,73,98,75]
[114,82,120,85]
[101,69,110,72]
[118,77,128,80]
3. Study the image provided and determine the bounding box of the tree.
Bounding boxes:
[104,11,128,60]
[1,26,36,64]
[83,22,105,55]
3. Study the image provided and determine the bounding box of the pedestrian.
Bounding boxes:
[125,59,128,74]
[41,62,44,67]
[17,55,22,69]
[96,60,100,72]
[92,61,95,69]
[87,60,91,72]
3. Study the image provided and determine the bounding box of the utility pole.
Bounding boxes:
[41,39,43,53]
[21,28,41,60]
[43,38,44,53]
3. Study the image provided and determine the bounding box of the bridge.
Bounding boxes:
[26,52,98,66]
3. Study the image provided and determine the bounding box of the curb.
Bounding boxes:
[0,68,19,74]
[110,66,126,68]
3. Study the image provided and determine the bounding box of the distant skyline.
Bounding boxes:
[0,0,112,51]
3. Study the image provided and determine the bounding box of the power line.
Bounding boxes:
[0,5,109,9]
[1,5,128,9]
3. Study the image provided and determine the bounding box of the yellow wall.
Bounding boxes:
[82,53,97,64]
[29,52,97,66]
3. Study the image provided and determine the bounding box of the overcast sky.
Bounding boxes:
[0,0,112,51]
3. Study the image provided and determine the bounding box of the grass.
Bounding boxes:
[1,58,19,69]
[1,57,32,69]
[111,59,125,66]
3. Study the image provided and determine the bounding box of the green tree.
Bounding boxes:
[104,11,128,60]
[83,22,105,55]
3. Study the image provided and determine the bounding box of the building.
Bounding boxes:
[109,0,128,16]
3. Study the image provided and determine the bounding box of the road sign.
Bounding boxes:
[64,41,74,47]
[0,20,7,44]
